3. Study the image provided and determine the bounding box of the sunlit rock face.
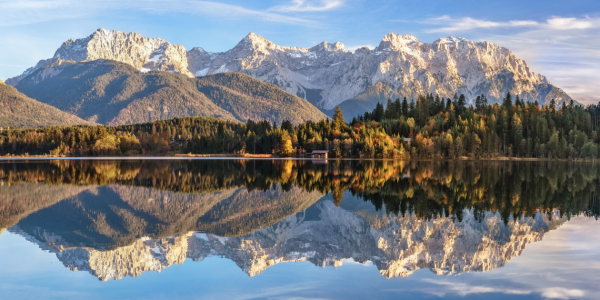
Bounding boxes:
[190,33,570,109]
[10,200,566,281]
[6,29,192,86]
[7,30,571,109]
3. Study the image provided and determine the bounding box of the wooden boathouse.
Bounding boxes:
[306,150,328,158]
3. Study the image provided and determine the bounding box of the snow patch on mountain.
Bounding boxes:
[7,30,572,110]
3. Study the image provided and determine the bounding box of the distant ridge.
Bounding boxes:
[15,59,327,125]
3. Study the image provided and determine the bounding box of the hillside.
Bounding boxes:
[15,59,327,125]
[195,73,328,125]
[0,79,92,128]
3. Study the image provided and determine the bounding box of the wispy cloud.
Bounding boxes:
[422,15,537,33]
[546,17,595,30]
[541,287,586,299]
[422,15,599,33]
[0,0,316,27]
[268,0,344,12]
[420,279,533,297]
[345,44,374,52]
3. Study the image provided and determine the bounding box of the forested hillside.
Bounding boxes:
[356,93,599,159]
[0,80,92,129]
[15,59,327,125]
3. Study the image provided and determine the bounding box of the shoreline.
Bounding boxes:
[0,154,597,163]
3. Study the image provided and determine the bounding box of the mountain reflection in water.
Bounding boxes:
[0,159,598,281]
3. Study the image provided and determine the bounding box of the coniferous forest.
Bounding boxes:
[1,92,599,159]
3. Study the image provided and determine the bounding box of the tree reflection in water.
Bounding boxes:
[0,159,598,280]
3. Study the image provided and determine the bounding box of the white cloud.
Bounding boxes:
[421,279,533,297]
[541,288,586,299]
[423,15,539,33]
[268,0,344,12]
[0,0,316,27]
[346,44,374,52]
[546,17,594,30]
[423,15,599,33]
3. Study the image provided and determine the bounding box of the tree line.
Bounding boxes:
[0,92,599,159]
[356,93,599,159]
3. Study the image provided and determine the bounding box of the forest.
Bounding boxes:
[1,92,599,159]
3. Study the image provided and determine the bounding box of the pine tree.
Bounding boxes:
[409,99,415,118]
[373,102,385,122]
[401,97,409,116]
[394,98,402,118]
[385,98,394,119]
[503,92,513,110]
[332,106,345,131]
[457,94,467,116]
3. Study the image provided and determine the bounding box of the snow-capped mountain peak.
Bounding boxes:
[379,32,421,49]
[311,41,346,52]
[6,30,572,111]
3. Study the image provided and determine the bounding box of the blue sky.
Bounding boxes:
[1,0,599,103]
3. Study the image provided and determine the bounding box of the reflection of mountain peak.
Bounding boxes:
[11,200,566,281]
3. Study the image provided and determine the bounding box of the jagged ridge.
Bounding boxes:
[7,29,571,117]
[7,29,572,118]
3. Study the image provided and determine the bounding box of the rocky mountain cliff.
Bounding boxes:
[6,29,191,87]
[7,29,572,118]
[195,32,572,117]
[7,29,571,118]
[11,200,566,281]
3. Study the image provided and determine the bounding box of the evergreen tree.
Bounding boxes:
[503,92,513,110]
[374,102,385,122]
[401,97,409,116]
[333,106,346,131]
[457,94,467,116]
[394,98,402,118]
[440,96,446,112]
[409,99,416,118]
[385,98,395,119]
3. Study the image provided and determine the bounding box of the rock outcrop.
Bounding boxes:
[7,29,192,86]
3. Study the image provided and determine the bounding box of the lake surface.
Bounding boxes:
[0,159,599,299]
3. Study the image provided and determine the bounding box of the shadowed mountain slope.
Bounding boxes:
[15,59,327,125]
[0,80,92,128]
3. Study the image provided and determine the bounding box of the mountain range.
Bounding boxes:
[7,29,573,119]
[13,59,326,125]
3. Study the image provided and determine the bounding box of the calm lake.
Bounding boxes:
[0,159,599,299]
